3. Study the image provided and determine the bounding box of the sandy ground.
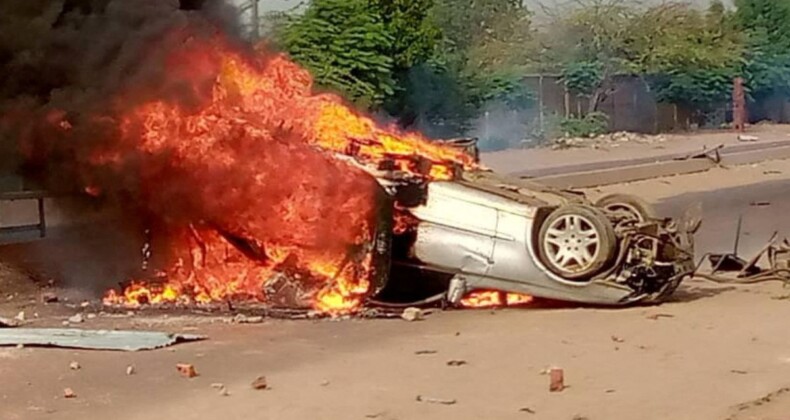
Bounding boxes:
[481,124,790,175]
[4,160,790,419]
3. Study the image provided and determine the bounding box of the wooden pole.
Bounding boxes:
[733,77,746,132]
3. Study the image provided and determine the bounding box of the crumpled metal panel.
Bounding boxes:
[0,328,205,351]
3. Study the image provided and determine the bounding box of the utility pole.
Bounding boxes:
[250,0,260,40]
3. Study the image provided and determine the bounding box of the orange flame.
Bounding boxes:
[460,291,534,309]
[86,30,475,314]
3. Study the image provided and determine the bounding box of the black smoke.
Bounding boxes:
[0,0,241,292]
[0,0,240,188]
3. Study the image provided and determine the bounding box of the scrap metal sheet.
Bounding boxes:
[0,328,205,351]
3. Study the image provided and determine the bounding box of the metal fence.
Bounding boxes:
[523,74,697,134]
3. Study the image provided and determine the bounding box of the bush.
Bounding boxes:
[558,112,609,138]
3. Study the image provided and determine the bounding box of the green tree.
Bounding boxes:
[372,0,440,70]
[634,3,744,109]
[734,0,790,98]
[371,0,442,125]
[408,0,536,133]
[281,0,395,108]
[542,1,743,112]
[540,1,638,112]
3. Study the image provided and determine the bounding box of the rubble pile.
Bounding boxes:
[551,131,667,150]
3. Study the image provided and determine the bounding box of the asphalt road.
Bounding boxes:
[3,178,790,420]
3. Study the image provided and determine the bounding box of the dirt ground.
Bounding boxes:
[4,158,790,419]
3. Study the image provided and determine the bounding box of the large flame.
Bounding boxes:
[66,31,477,314]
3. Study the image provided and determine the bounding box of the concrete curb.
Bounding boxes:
[528,145,790,189]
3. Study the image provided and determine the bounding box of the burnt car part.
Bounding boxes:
[696,231,790,285]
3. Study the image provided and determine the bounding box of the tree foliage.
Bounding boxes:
[735,0,790,98]
[412,0,536,131]
[282,0,395,107]
[276,0,790,137]
[542,0,744,110]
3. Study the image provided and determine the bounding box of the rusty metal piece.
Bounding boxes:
[378,158,397,172]
[737,232,778,278]
[414,156,433,177]
[345,141,361,157]
[769,239,790,271]
[733,77,747,132]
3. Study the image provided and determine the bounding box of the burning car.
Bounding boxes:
[353,140,699,307]
[35,30,695,312]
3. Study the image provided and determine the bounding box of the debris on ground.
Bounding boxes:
[400,307,424,322]
[126,365,135,375]
[320,380,330,387]
[41,293,58,303]
[611,336,625,343]
[738,134,760,142]
[519,407,536,414]
[0,317,21,328]
[727,387,790,419]
[646,313,675,320]
[415,350,437,355]
[415,395,457,405]
[63,388,76,399]
[750,201,771,207]
[211,383,229,396]
[15,312,25,322]
[549,368,565,392]
[69,361,80,370]
[68,314,85,324]
[551,131,666,150]
[176,363,198,378]
[251,375,269,390]
[233,314,264,324]
[446,360,467,366]
[730,369,749,375]
[699,234,790,286]
[0,329,205,351]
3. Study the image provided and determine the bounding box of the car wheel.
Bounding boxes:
[538,205,617,280]
[595,193,656,222]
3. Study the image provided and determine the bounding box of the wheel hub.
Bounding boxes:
[543,215,601,273]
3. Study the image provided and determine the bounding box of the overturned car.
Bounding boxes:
[358,140,700,307]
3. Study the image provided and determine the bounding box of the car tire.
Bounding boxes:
[595,193,656,222]
[538,205,617,280]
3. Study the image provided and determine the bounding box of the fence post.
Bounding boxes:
[538,75,544,132]
[733,77,746,132]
